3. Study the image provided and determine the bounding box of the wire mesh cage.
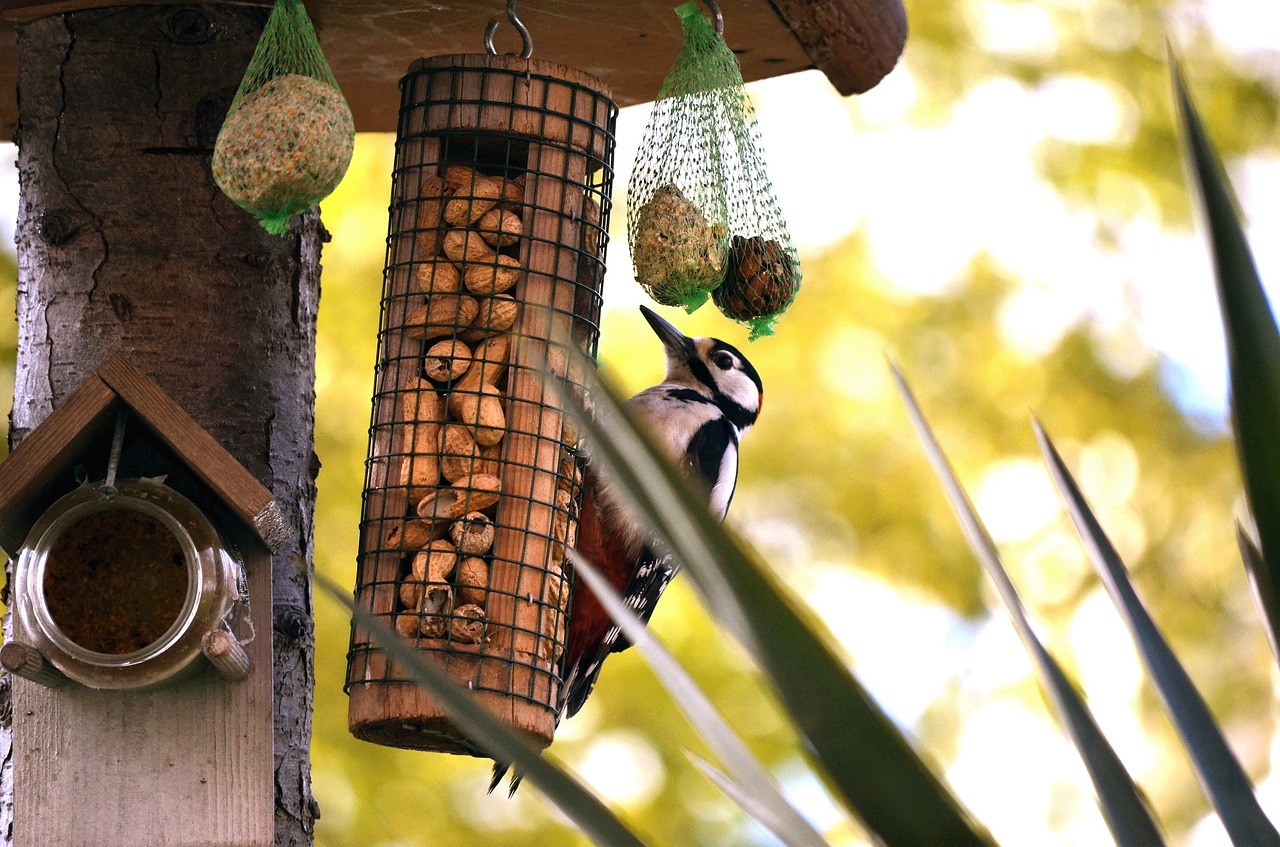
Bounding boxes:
[347,53,616,754]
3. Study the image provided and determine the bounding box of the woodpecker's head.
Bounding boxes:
[640,305,763,431]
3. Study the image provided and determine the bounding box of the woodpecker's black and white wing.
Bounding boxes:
[606,546,675,649]
[562,544,674,717]
[561,429,735,716]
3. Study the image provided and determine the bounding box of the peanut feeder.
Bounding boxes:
[347,52,615,755]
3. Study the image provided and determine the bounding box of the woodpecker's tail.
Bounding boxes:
[489,662,585,796]
[488,761,524,796]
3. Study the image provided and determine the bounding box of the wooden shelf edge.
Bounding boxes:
[0,0,269,25]
[771,0,908,95]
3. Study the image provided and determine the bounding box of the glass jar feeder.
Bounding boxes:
[12,477,248,690]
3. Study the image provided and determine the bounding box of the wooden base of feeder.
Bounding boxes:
[348,643,555,754]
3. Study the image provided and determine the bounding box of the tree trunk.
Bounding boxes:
[5,5,319,845]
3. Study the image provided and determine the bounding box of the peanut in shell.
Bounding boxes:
[450,604,486,644]
[411,539,459,583]
[423,338,473,383]
[414,261,461,295]
[404,294,479,340]
[443,165,483,193]
[448,382,506,446]
[460,294,519,342]
[416,473,502,522]
[463,254,522,296]
[395,614,421,638]
[442,228,495,264]
[384,519,437,551]
[455,557,490,607]
[443,177,502,226]
[458,333,511,389]
[439,424,481,484]
[475,207,523,247]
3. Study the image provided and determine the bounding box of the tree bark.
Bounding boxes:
[6,5,319,845]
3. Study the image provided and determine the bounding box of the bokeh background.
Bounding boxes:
[3,0,1280,844]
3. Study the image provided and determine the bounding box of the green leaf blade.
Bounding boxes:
[891,364,1166,847]
[573,554,830,847]
[1035,423,1280,846]
[317,574,652,847]
[569,365,997,847]
[1237,524,1280,665]
[1172,55,1280,661]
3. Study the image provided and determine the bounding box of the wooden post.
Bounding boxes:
[5,6,319,846]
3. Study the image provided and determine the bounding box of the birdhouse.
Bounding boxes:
[0,354,283,690]
[346,45,614,754]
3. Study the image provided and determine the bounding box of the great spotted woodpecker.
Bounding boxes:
[491,305,762,794]
[560,305,764,715]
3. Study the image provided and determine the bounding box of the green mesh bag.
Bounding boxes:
[627,2,801,338]
[212,0,354,235]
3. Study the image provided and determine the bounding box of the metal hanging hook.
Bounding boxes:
[703,0,725,39]
[484,0,534,59]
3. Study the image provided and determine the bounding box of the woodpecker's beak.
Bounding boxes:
[639,305,691,358]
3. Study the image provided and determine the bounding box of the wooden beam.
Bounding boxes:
[0,0,907,136]
[0,371,118,556]
[96,354,287,551]
[770,0,908,96]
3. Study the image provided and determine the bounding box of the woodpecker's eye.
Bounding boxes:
[712,351,735,370]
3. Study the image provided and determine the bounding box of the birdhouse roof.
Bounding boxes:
[0,354,285,556]
[0,0,906,136]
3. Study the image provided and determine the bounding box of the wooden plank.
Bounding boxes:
[489,137,583,699]
[12,533,274,847]
[0,0,908,137]
[95,354,286,551]
[9,7,306,842]
[0,372,117,555]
